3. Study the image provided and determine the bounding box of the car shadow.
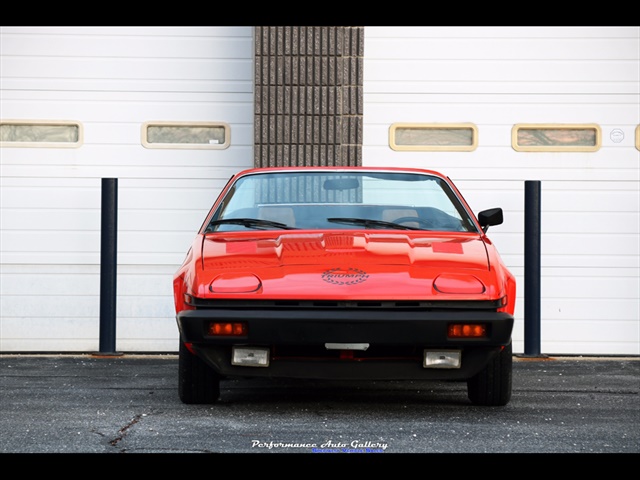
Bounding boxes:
[215,377,472,406]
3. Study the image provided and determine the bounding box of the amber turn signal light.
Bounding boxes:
[208,322,247,336]
[448,324,487,338]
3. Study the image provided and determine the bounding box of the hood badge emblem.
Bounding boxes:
[321,267,369,285]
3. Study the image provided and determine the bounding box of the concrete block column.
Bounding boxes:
[254,26,364,167]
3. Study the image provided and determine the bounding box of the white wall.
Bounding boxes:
[1,26,639,355]
[0,27,255,352]
[362,26,640,355]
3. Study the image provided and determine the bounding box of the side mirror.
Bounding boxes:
[478,208,503,233]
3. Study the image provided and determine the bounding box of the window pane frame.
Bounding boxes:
[389,123,478,152]
[512,123,601,152]
[141,121,230,150]
[0,120,83,148]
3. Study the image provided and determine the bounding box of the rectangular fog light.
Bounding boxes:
[232,347,270,367]
[424,350,461,369]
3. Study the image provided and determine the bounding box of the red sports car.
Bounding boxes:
[173,167,516,405]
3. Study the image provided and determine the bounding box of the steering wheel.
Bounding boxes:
[391,216,434,229]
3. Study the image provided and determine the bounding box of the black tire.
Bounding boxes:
[178,340,221,404]
[467,342,512,406]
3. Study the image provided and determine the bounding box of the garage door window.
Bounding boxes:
[142,121,230,149]
[512,124,601,152]
[389,123,478,152]
[0,120,82,148]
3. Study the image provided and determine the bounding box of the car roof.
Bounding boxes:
[232,166,448,178]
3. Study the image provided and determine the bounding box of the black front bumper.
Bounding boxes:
[177,307,513,346]
[176,307,513,381]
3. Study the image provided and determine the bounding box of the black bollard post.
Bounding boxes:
[523,180,543,357]
[97,178,120,356]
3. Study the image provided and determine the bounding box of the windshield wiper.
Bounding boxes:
[205,218,297,232]
[326,217,421,230]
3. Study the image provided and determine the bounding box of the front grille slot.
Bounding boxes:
[188,298,501,311]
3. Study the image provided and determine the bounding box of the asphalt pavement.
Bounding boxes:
[0,353,638,458]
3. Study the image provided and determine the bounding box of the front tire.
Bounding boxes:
[467,342,512,406]
[178,340,221,404]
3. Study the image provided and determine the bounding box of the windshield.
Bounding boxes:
[205,171,477,233]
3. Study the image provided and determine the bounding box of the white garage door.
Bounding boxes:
[362,26,640,355]
[0,27,255,352]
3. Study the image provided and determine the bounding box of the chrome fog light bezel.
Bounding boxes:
[424,350,462,369]
[232,346,270,367]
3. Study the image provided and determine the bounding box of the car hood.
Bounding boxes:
[197,231,500,299]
